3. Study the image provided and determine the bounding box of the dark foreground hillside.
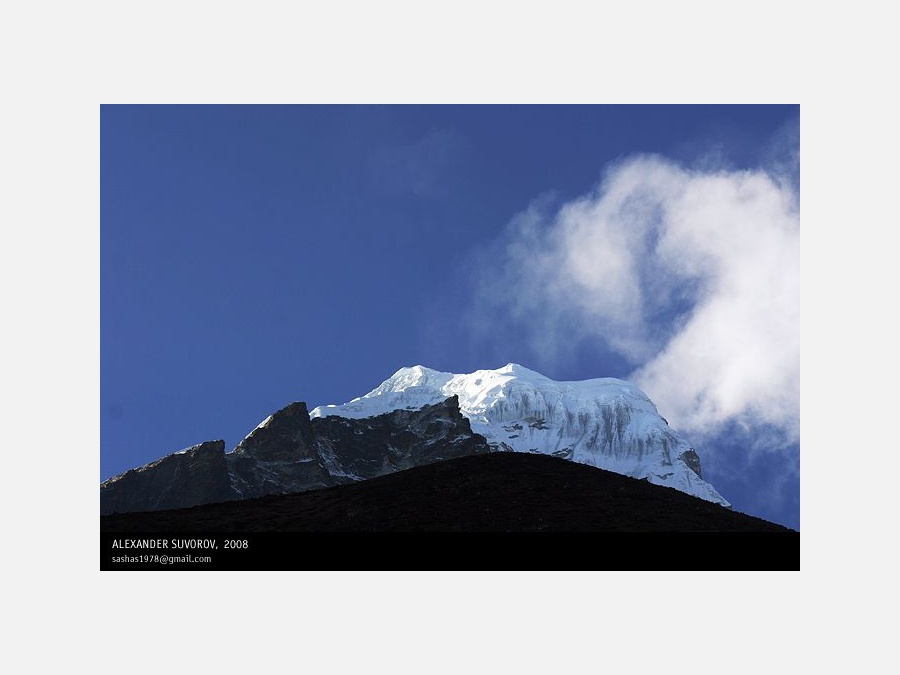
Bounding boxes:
[101,453,798,570]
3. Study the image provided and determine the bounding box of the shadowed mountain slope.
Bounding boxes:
[101,452,791,533]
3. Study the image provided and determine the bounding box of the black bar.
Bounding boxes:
[101,531,799,571]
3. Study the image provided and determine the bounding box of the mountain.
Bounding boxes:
[312,364,728,506]
[101,396,489,515]
[226,397,489,498]
[100,363,728,518]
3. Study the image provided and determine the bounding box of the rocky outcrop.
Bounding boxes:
[100,396,491,514]
[319,396,488,472]
[678,449,703,478]
[100,440,232,515]
[226,401,331,498]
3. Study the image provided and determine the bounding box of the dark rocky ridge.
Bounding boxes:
[101,452,794,533]
[100,440,233,515]
[101,396,490,515]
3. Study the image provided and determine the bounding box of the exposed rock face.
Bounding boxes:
[100,440,232,516]
[678,449,703,478]
[100,396,490,514]
[312,396,490,479]
[227,401,332,499]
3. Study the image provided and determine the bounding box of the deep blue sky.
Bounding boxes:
[101,104,799,529]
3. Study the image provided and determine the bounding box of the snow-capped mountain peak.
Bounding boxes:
[311,364,729,506]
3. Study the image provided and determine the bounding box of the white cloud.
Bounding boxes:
[470,153,800,448]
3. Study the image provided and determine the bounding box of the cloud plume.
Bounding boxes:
[469,154,800,448]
